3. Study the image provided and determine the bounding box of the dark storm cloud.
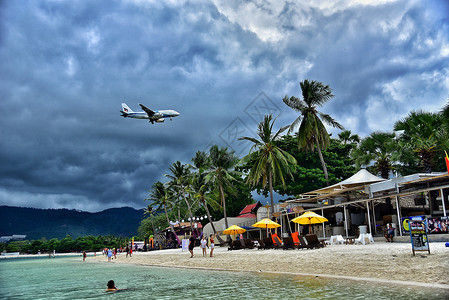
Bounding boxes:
[1,0,448,211]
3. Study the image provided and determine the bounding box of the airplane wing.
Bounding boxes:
[139,104,155,118]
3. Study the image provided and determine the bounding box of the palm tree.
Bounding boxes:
[352,132,396,179]
[145,181,180,244]
[283,79,344,186]
[338,130,360,145]
[239,114,297,216]
[205,145,240,229]
[394,110,444,173]
[165,161,197,235]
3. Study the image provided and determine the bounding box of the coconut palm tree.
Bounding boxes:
[283,79,344,186]
[352,131,396,179]
[165,161,196,234]
[239,114,297,216]
[205,145,240,229]
[145,181,180,244]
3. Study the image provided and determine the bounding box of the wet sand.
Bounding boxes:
[92,242,449,289]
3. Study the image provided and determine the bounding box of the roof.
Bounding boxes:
[237,202,261,218]
[304,169,385,195]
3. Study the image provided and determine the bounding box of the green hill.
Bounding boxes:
[0,206,143,240]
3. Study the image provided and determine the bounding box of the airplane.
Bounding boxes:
[120,103,180,124]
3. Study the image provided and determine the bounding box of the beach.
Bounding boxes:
[92,242,449,289]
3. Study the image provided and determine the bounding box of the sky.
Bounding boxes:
[1,0,448,212]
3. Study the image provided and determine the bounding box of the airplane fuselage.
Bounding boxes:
[120,103,180,123]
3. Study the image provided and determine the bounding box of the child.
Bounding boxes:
[200,236,207,256]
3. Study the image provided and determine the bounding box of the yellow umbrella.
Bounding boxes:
[291,211,328,233]
[252,218,281,236]
[223,225,246,236]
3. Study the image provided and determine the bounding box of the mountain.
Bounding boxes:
[0,206,144,240]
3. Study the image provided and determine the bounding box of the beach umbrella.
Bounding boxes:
[223,225,246,240]
[252,218,281,236]
[291,211,328,234]
[223,225,246,235]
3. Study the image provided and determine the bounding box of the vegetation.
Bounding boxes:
[0,235,128,254]
[239,114,297,215]
[283,79,344,186]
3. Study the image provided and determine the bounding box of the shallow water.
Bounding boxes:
[0,256,447,299]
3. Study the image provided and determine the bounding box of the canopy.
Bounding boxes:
[291,211,328,225]
[304,169,385,195]
[292,211,328,233]
[252,218,281,229]
[223,225,246,235]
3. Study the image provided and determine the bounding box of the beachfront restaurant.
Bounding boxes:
[277,170,449,242]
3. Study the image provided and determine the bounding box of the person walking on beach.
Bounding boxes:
[83,251,87,262]
[209,233,216,257]
[200,236,207,256]
[126,246,129,258]
[188,235,195,258]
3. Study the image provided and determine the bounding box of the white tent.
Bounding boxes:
[304,169,385,195]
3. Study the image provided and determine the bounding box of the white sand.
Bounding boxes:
[91,242,449,289]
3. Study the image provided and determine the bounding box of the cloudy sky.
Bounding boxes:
[1,0,448,212]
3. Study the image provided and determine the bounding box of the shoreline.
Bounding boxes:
[91,242,449,290]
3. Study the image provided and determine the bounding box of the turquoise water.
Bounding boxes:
[0,256,447,299]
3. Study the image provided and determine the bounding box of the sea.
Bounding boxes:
[0,255,447,299]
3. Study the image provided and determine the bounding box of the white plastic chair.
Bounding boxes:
[326,235,337,245]
[336,235,346,245]
[354,233,365,245]
[365,233,375,243]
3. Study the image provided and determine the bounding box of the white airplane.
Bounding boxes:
[120,103,180,124]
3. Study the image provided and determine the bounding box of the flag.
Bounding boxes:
[445,151,449,174]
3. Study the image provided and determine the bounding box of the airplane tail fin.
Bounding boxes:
[121,103,134,113]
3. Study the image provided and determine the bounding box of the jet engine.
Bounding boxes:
[155,119,165,123]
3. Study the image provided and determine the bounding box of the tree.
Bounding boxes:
[352,132,396,179]
[394,110,445,173]
[190,151,225,244]
[338,130,360,145]
[283,79,344,186]
[205,145,240,229]
[239,114,297,215]
[165,161,196,235]
[145,181,180,245]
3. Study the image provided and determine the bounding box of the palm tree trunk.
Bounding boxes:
[164,204,180,245]
[203,199,225,244]
[219,183,229,229]
[315,136,329,186]
[182,191,196,236]
[269,169,274,217]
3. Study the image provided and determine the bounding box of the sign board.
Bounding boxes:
[181,239,189,252]
[407,219,430,256]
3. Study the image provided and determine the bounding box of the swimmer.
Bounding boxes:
[105,280,117,291]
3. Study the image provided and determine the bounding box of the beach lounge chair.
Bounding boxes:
[298,235,313,249]
[305,234,325,249]
[241,238,255,249]
[292,232,301,248]
[263,237,274,249]
[228,239,243,250]
[282,237,295,250]
[271,233,283,248]
[255,238,265,250]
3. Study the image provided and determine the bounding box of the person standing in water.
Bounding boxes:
[83,251,87,262]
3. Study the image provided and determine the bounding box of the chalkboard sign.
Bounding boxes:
[407,219,430,256]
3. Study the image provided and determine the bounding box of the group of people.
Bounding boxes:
[189,233,216,258]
